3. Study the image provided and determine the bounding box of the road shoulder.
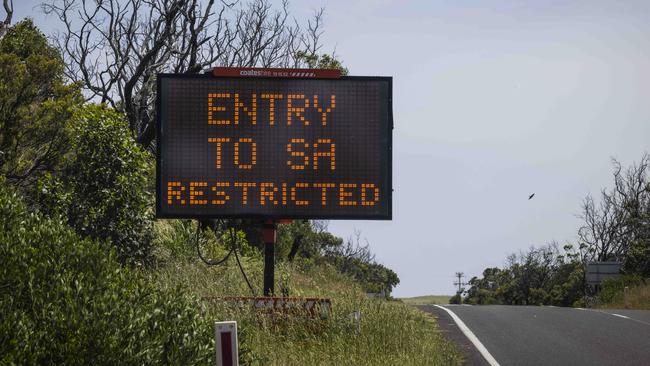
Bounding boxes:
[416,305,490,366]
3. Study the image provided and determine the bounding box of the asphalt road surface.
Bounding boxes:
[419,305,650,366]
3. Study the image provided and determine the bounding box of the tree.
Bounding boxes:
[276,220,343,262]
[296,52,349,75]
[43,0,326,148]
[464,267,509,305]
[323,231,400,295]
[616,154,650,275]
[579,154,650,268]
[38,105,153,265]
[464,243,585,306]
[578,193,625,261]
[0,20,81,192]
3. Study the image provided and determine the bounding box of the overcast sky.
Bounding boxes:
[12,0,650,297]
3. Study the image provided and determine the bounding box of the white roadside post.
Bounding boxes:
[215,321,239,366]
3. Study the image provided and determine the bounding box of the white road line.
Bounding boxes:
[434,305,500,366]
[576,308,650,326]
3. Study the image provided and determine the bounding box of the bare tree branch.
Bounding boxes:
[0,0,13,39]
[579,154,650,262]
[43,0,326,149]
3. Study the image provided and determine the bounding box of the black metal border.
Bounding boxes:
[155,73,393,220]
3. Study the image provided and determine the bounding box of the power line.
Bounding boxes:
[453,272,467,293]
[195,222,256,296]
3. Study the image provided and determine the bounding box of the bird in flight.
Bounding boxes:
[528,193,535,200]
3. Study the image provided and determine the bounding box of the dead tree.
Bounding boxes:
[325,229,375,263]
[579,154,650,261]
[578,192,625,261]
[43,0,325,149]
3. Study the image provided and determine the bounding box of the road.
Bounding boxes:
[418,305,650,366]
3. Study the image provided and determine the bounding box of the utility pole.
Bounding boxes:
[453,272,466,294]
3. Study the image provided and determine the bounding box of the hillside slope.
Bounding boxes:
[153,254,462,365]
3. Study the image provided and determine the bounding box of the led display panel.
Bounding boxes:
[156,74,392,219]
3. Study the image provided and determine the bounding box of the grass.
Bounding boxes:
[150,226,463,365]
[597,282,650,310]
[400,295,452,305]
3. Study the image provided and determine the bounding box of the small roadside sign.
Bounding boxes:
[215,321,238,366]
[586,262,622,286]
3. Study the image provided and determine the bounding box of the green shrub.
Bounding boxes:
[449,293,462,304]
[38,104,153,265]
[153,219,202,262]
[0,182,214,365]
[624,239,650,277]
[598,275,646,304]
[464,289,501,305]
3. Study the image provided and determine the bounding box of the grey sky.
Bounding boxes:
[11,0,650,296]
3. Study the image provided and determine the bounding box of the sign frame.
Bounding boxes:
[155,72,393,220]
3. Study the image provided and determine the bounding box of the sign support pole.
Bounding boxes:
[262,220,277,296]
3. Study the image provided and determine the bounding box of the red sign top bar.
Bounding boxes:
[212,67,341,79]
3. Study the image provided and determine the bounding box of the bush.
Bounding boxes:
[153,219,202,263]
[463,288,500,305]
[598,275,646,304]
[449,293,462,304]
[624,239,650,277]
[464,244,586,307]
[0,182,213,364]
[38,104,153,265]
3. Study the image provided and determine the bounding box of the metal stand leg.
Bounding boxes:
[262,221,276,296]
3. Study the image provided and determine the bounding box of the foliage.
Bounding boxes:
[267,221,400,296]
[0,20,81,191]
[276,220,343,261]
[295,51,350,75]
[38,104,153,265]
[464,243,585,306]
[624,238,650,277]
[0,181,215,365]
[153,219,200,262]
[322,230,399,295]
[597,279,650,309]
[597,275,646,304]
[324,255,400,295]
[449,293,462,305]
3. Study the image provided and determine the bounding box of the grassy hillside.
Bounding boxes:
[151,232,463,365]
[400,295,452,306]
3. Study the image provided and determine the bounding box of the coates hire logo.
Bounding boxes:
[239,69,269,76]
